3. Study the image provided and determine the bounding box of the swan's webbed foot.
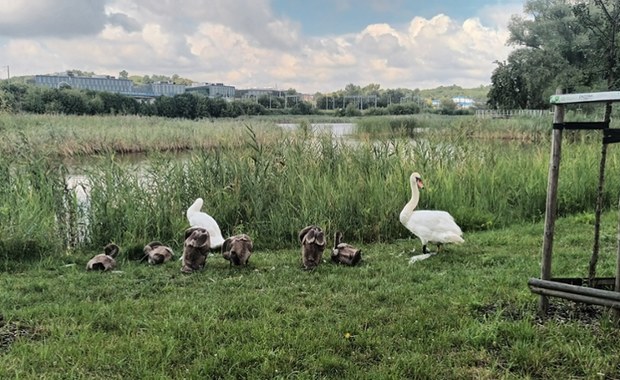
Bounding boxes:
[422,244,439,256]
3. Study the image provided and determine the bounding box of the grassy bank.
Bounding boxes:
[1,212,620,379]
[3,113,620,377]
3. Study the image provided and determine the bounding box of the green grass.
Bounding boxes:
[2,212,620,379]
[3,113,620,378]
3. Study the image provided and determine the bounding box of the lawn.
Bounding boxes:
[2,212,620,379]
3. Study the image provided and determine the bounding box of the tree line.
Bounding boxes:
[488,0,620,109]
[0,80,477,118]
[0,83,314,118]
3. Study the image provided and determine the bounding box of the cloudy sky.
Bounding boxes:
[0,0,525,93]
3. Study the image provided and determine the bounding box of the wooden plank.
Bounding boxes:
[540,90,564,314]
[553,122,609,130]
[616,195,620,322]
[528,278,620,302]
[551,277,616,288]
[603,129,620,144]
[550,91,620,105]
[529,286,620,309]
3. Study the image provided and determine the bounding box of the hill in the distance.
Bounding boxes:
[419,84,490,102]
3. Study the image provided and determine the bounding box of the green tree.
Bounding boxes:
[344,83,361,95]
[487,59,529,109]
[361,83,381,95]
[573,0,620,90]
[440,98,457,114]
[0,88,14,112]
[488,0,620,109]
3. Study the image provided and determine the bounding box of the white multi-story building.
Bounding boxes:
[35,73,192,98]
[185,82,236,98]
[35,73,133,94]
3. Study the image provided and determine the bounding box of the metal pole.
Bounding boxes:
[540,88,565,315]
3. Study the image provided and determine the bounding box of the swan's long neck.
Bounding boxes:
[399,178,419,224]
[334,232,342,249]
[188,199,203,214]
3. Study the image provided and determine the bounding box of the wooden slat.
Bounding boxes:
[550,91,620,105]
[603,129,620,144]
[553,122,609,130]
[529,286,620,309]
[528,278,620,302]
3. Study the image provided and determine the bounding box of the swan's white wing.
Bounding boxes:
[187,211,225,248]
[406,210,464,244]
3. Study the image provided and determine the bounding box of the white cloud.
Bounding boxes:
[0,0,108,37]
[1,0,519,93]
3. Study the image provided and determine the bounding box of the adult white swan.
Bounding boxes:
[186,197,225,249]
[400,172,464,262]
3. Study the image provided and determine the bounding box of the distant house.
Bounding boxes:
[451,95,476,109]
[299,93,315,103]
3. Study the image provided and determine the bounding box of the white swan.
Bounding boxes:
[186,197,225,249]
[400,172,464,261]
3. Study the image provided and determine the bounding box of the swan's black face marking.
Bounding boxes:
[416,177,424,189]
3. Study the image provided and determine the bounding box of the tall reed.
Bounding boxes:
[4,115,620,260]
[0,150,69,263]
[0,114,280,157]
[80,124,620,252]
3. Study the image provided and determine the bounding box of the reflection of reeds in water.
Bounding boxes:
[3,114,620,260]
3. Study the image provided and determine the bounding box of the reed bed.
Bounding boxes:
[2,113,620,261]
[0,113,280,157]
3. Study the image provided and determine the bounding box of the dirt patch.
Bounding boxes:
[471,299,608,326]
[0,314,43,353]
[534,300,605,326]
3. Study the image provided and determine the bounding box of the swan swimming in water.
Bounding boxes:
[186,197,225,249]
[400,172,464,262]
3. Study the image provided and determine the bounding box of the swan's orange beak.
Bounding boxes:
[416,177,424,189]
